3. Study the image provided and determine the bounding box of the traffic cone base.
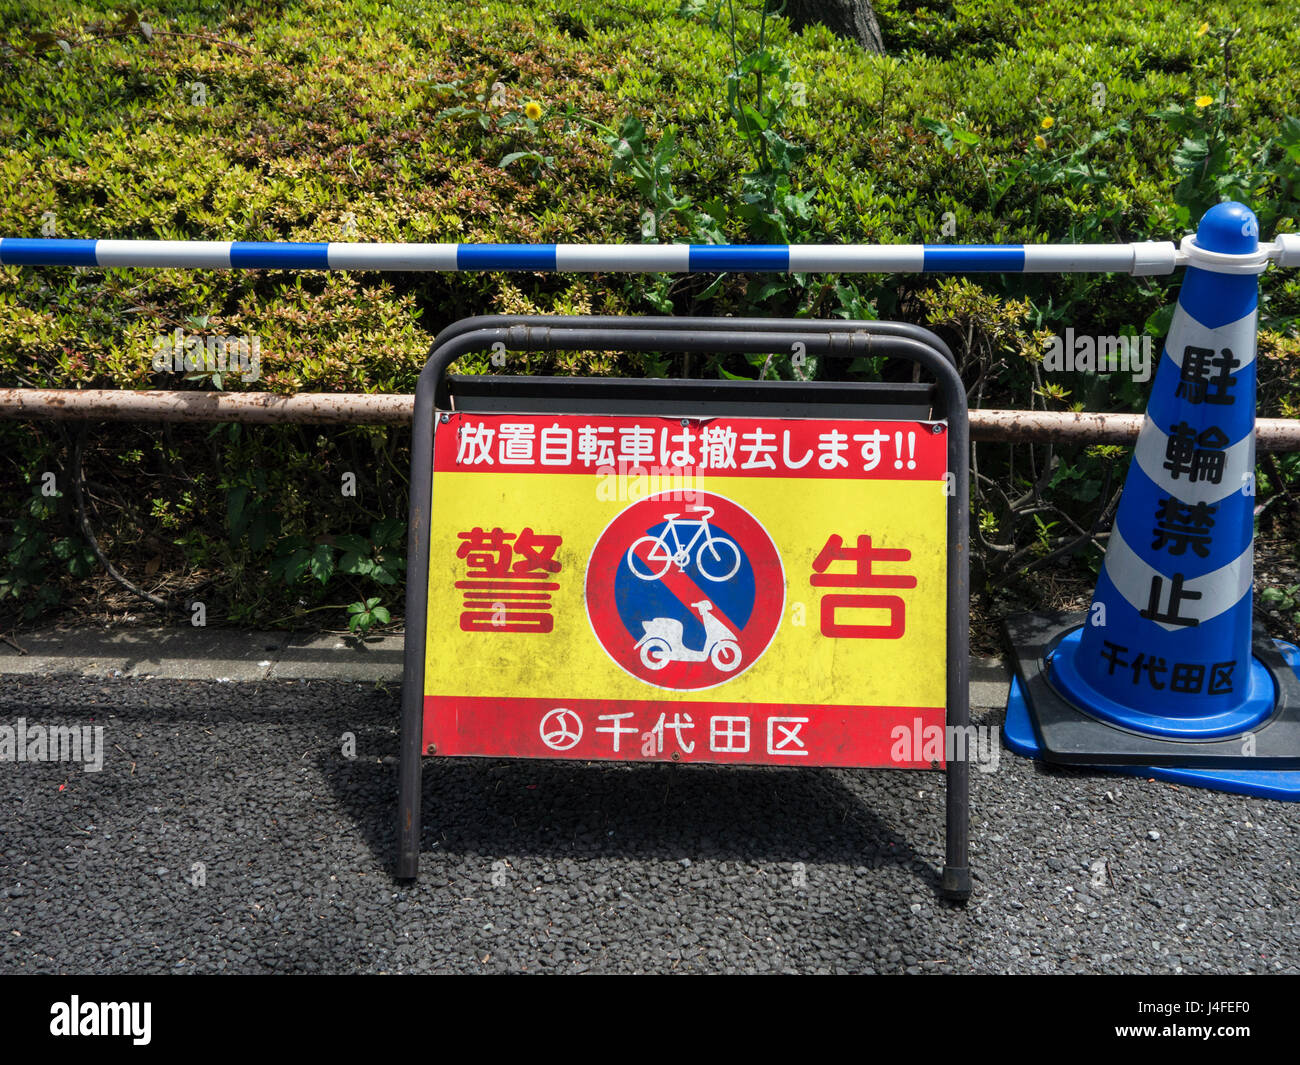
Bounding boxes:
[1002,611,1300,767]
[1048,628,1275,739]
[1003,619,1300,800]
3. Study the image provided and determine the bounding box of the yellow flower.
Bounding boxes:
[524,100,542,121]
[1195,95,1213,108]
[1040,116,1054,130]
[1034,134,1048,150]
[1196,22,1210,37]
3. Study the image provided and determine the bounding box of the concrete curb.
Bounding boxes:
[0,626,1011,707]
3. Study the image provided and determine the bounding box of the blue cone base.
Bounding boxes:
[1004,639,1300,801]
[1048,628,1276,739]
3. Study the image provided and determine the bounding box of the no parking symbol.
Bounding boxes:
[585,491,785,691]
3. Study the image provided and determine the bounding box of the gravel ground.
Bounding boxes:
[0,673,1296,974]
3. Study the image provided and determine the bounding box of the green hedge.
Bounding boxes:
[2,0,1298,628]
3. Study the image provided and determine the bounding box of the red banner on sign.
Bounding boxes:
[435,413,946,481]
[424,696,945,769]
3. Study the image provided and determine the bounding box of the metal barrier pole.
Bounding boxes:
[7,390,1300,449]
[1,235,1294,274]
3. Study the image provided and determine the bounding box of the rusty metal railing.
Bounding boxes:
[5,388,1300,449]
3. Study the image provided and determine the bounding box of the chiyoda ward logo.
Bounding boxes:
[585,491,784,691]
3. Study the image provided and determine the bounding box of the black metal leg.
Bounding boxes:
[942,759,971,900]
[940,413,972,902]
[396,348,445,881]
[396,685,423,879]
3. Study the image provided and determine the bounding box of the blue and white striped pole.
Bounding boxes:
[1,235,1296,274]
[1050,202,1273,737]
[0,237,1216,274]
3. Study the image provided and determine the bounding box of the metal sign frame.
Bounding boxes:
[398,315,972,901]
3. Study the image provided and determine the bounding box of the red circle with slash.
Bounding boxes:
[585,491,784,691]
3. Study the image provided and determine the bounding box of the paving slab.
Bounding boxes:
[0,627,288,681]
[268,631,406,682]
[0,625,1010,705]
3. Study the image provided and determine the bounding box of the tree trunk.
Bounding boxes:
[778,0,885,54]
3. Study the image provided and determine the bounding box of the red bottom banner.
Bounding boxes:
[423,696,946,769]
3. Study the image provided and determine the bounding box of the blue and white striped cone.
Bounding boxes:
[1049,202,1272,738]
[1002,202,1300,797]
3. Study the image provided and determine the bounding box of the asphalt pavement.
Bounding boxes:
[0,629,1296,974]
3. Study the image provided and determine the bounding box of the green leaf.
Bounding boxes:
[696,272,728,300]
[227,485,249,537]
[371,518,405,547]
[740,49,784,77]
[738,103,771,133]
[498,151,540,169]
[309,543,335,585]
[249,511,274,555]
[339,552,376,576]
[1144,301,1177,338]
[270,548,311,584]
[918,117,954,152]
